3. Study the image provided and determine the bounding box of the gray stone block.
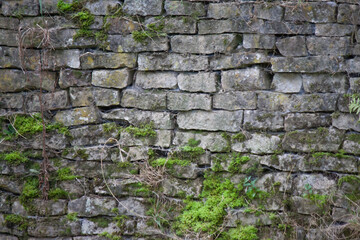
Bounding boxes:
[232,133,281,154]
[59,69,92,88]
[108,35,168,53]
[276,36,307,57]
[121,89,166,110]
[178,72,217,93]
[243,34,275,49]
[222,67,271,91]
[25,90,69,112]
[315,23,354,36]
[123,0,163,16]
[92,69,131,89]
[243,111,284,131]
[284,2,337,23]
[167,92,211,111]
[253,3,284,21]
[306,36,350,56]
[80,52,136,69]
[208,3,253,19]
[302,73,348,93]
[54,107,98,126]
[210,51,270,70]
[271,73,303,93]
[284,113,332,131]
[165,1,206,16]
[213,91,256,110]
[136,72,178,89]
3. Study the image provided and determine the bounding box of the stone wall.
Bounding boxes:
[1,0,360,239]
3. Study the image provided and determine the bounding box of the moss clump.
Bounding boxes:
[338,175,360,186]
[57,167,80,181]
[66,212,78,222]
[19,178,40,210]
[232,133,246,142]
[90,217,111,228]
[49,188,69,200]
[103,122,117,133]
[132,22,166,43]
[73,149,89,160]
[348,134,360,144]
[228,155,250,174]
[57,0,82,12]
[125,123,156,138]
[150,158,190,168]
[0,151,28,165]
[5,214,29,231]
[219,225,258,240]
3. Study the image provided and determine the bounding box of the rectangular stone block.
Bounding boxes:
[106,18,140,35]
[121,89,166,110]
[70,124,119,146]
[173,131,230,152]
[145,17,197,34]
[243,111,284,131]
[108,35,168,53]
[198,19,262,34]
[350,77,360,92]
[70,87,94,107]
[93,88,120,107]
[59,69,92,88]
[208,3,253,19]
[2,0,39,16]
[101,109,173,130]
[171,34,239,54]
[71,87,121,107]
[50,29,96,49]
[135,72,178,89]
[337,4,360,24]
[68,196,117,217]
[0,94,23,109]
[19,16,77,29]
[165,1,206,16]
[343,58,360,73]
[92,69,131,89]
[232,133,281,154]
[332,113,360,131]
[178,72,217,93]
[276,36,307,57]
[54,107,98,126]
[0,17,19,29]
[257,92,338,112]
[0,30,17,47]
[302,73,348,93]
[210,51,270,70]
[259,21,313,35]
[315,23,354,36]
[271,56,343,73]
[284,113,332,131]
[84,0,119,15]
[43,49,80,69]
[0,70,56,92]
[253,3,283,21]
[271,73,302,93]
[282,128,344,153]
[243,34,275,49]
[123,0,162,16]
[80,52,136,69]
[167,92,211,111]
[306,37,350,56]
[213,91,256,110]
[138,53,208,71]
[25,91,69,112]
[284,2,337,23]
[0,47,40,70]
[177,110,243,132]
[222,67,271,91]
[120,130,171,148]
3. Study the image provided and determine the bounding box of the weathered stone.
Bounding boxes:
[332,113,360,131]
[123,0,162,16]
[232,133,281,154]
[121,89,166,110]
[108,35,168,53]
[0,192,11,213]
[138,53,208,71]
[276,36,307,57]
[260,154,303,172]
[243,111,284,131]
[293,174,337,196]
[120,130,172,148]
[0,94,23,109]
[253,3,284,21]
[172,163,200,179]
[68,196,117,217]
[208,3,253,19]
[284,2,337,23]
[117,197,147,216]
[93,88,120,107]
[50,29,96,49]
[80,52,136,69]
[69,123,118,146]
[25,90,68,112]
[106,17,140,35]
[54,107,98,126]
[198,19,263,34]
[0,234,17,240]
[136,72,177,89]
[271,56,344,73]
[127,147,148,161]
[271,73,303,93]
[291,196,322,215]
[145,17,197,34]
[81,218,120,235]
[165,1,206,16]
[177,110,243,132]
[337,4,360,24]
[243,34,275,49]
[84,0,119,15]
[0,30,17,47]
[162,177,202,198]
[343,58,360,73]
[70,87,94,107]
[213,91,256,110]
[59,69,92,88]
[0,176,22,194]
[178,72,217,93]
[0,47,40,70]
[0,70,56,92]
[32,199,67,216]
[28,217,81,237]
[256,172,292,193]
[349,77,360,92]
[173,131,230,153]
[259,21,313,35]
[306,37,350,56]
[69,87,120,107]
[171,34,240,54]
[227,209,272,227]
[30,132,69,150]
[282,128,344,153]
[284,113,332,131]
[92,69,131,89]
[167,92,211,111]
[101,109,173,130]
[302,73,348,93]
[2,0,39,16]
[338,95,350,112]
[300,154,358,173]
[222,67,271,91]
[210,51,270,70]
[20,16,76,29]
[0,17,19,30]
[315,23,354,36]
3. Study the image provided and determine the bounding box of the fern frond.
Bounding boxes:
[349,97,360,115]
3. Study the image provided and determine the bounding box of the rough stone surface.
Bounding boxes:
[222,67,271,91]
[167,92,211,111]
[59,69,92,88]
[92,69,131,89]
[68,196,117,217]
[243,111,284,131]
[284,2,337,23]
[123,0,162,16]
[243,34,275,49]
[210,51,270,70]
[80,52,136,69]
[271,73,303,93]
[232,133,281,154]
[178,72,217,93]
[178,110,243,132]
[302,73,348,93]
[315,23,354,36]
[165,1,205,16]
[213,91,256,110]
[284,113,332,131]
[276,36,308,57]
[25,90,68,112]
[306,37,350,56]
[108,35,168,53]
[121,89,166,110]
[135,72,178,89]
[54,107,98,126]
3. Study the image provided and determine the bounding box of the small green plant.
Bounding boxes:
[150,158,190,168]
[0,151,28,165]
[5,214,29,231]
[228,155,250,174]
[303,184,328,208]
[49,188,69,200]
[219,225,259,240]
[132,22,166,43]
[57,167,80,181]
[19,178,40,210]
[66,212,78,222]
[124,123,156,138]
[349,94,360,121]
[232,133,246,142]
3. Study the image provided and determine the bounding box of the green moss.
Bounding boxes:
[66,212,78,222]
[232,133,246,142]
[90,217,111,228]
[228,155,250,174]
[57,0,82,12]
[19,178,40,209]
[348,134,360,144]
[103,122,117,133]
[0,151,28,165]
[338,175,360,186]
[132,22,166,43]
[5,214,29,231]
[49,188,69,200]
[73,149,89,160]
[303,184,328,209]
[219,225,258,240]
[46,121,72,137]
[256,113,274,122]
[14,113,43,136]
[150,158,190,168]
[73,10,94,28]
[100,231,122,240]
[117,161,132,168]
[57,167,80,181]
[173,138,205,160]
[125,123,156,138]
